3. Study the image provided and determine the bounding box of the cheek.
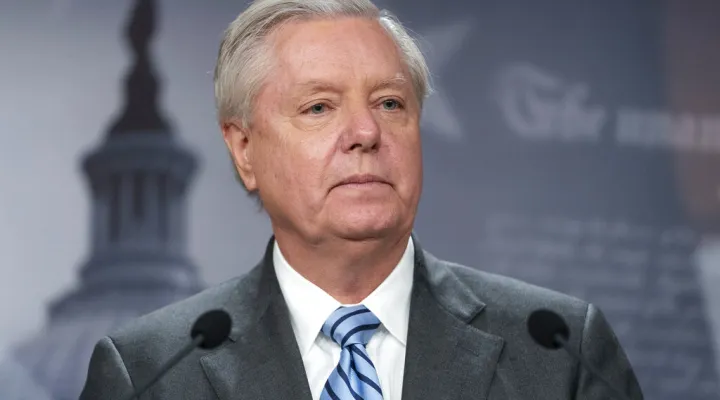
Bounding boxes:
[301,135,334,160]
[272,138,335,198]
[389,131,423,186]
[300,148,335,199]
[389,125,421,157]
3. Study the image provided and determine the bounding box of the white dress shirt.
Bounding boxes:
[273,238,415,400]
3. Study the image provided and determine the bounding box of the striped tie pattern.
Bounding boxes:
[320,305,384,400]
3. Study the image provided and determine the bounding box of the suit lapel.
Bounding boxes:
[199,238,313,400]
[402,243,505,400]
[197,235,504,400]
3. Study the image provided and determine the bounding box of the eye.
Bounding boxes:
[381,99,402,111]
[306,103,327,115]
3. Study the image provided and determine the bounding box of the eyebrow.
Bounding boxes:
[287,81,339,104]
[370,75,408,92]
[293,80,338,93]
[291,75,409,97]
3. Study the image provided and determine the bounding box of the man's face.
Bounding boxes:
[226,16,423,243]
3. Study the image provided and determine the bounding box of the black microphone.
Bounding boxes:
[527,309,632,400]
[120,309,232,400]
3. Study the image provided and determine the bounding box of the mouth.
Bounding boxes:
[333,174,391,189]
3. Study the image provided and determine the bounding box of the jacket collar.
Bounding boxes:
[200,234,504,400]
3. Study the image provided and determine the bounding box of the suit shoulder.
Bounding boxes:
[107,276,244,351]
[435,256,590,323]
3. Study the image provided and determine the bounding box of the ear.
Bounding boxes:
[222,119,258,192]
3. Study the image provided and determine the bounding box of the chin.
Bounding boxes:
[328,206,401,241]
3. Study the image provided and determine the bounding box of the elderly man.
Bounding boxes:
[81,0,643,399]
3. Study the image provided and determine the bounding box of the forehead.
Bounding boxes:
[267,16,407,85]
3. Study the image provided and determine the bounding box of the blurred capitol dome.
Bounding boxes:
[11,0,204,399]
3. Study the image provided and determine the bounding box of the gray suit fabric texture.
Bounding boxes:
[80,236,644,399]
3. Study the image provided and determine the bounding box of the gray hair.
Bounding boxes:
[214,0,432,200]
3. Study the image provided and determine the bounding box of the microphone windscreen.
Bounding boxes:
[527,309,570,349]
[190,309,232,349]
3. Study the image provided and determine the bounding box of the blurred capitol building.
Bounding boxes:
[9,1,204,399]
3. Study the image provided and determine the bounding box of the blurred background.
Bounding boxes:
[1,0,719,399]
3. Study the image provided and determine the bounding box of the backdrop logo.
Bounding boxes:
[497,63,606,141]
[496,62,720,153]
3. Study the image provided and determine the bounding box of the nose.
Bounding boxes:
[340,107,381,153]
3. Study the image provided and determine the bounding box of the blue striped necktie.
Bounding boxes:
[320,305,384,400]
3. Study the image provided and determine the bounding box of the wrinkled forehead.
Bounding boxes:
[264,16,410,91]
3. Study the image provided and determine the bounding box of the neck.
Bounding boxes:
[273,230,412,304]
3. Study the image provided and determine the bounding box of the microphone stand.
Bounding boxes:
[120,334,204,400]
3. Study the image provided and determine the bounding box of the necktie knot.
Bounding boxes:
[321,305,381,348]
[320,304,385,399]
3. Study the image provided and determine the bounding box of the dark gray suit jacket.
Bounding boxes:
[80,237,644,399]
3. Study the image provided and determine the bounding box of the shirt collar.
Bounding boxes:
[273,237,415,356]
[361,238,414,347]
